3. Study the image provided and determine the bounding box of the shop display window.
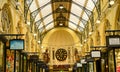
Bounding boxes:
[88,62,94,72]
[16,51,20,72]
[6,50,14,72]
[108,50,115,72]
[0,42,4,71]
[115,49,120,72]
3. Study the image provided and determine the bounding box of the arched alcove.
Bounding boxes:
[42,27,80,48]
[1,3,13,33]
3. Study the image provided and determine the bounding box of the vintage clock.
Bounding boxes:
[55,48,67,61]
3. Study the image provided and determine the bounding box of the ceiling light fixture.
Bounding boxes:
[59,5,64,9]
[59,23,63,26]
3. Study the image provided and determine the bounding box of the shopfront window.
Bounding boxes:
[108,50,115,72]
[115,49,120,72]
[0,42,4,71]
[16,51,20,72]
[6,50,14,72]
[88,62,94,72]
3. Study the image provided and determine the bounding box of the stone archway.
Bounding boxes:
[42,27,81,71]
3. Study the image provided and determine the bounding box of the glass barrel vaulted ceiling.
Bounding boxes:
[27,0,98,34]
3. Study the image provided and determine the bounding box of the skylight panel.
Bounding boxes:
[68,22,77,30]
[79,22,85,28]
[39,27,44,33]
[44,15,53,25]
[46,23,54,31]
[71,3,82,16]
[86,0,95,10]
[41,4,52,17]
[38,23,43,30]
[38,0,51,7]
[82,12,89,21]
[29,0,37,12]
[35,14,41,22]
[73,0,86,6]
[69,14,79,25]
[77,27,83,32]
[92,0,98,3]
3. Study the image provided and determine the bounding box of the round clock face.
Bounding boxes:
[55,48,67,61]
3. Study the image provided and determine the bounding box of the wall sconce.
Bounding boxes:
[84,39,87,42]
[59,23,63,26]
[109,0,115,5]
[38,41,41,44]
[59,5,64,9]
[33,33,37,37]
[89,32,92,35]
[96,19,100,24]
[33,33,37,39]
[27,21,30,25]
[80,44,83,47]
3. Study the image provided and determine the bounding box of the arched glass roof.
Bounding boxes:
[27,0,98,33]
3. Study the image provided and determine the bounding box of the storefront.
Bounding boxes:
[0,41,4,72]
[0,36,8,72]
[5,38,24,72]
[6,50,21,72]
[106,32,120,72]
[20,53,28,72]
[28,55,39,72]
[100,52,108,72]
[86,55,94,72]
[108,49,120,72]
[6,49,14,72]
